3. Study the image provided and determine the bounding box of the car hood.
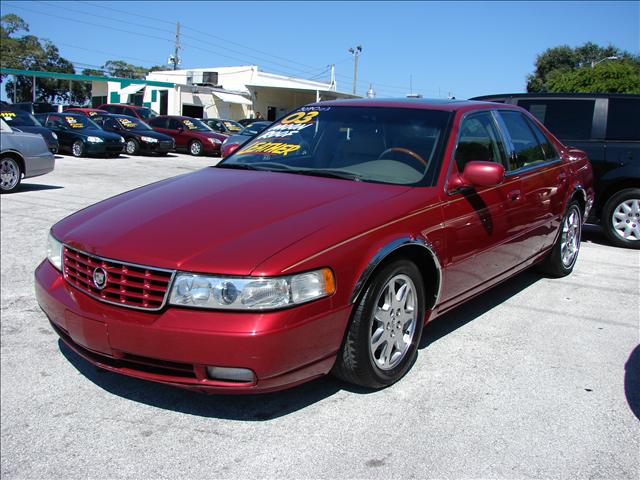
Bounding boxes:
[128,130,173,141]
[11,125,58,145]
[52,168,409,275]
[75,130,123,141]
[223,133,251,145]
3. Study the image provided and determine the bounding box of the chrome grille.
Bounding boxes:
[63,246,174,311]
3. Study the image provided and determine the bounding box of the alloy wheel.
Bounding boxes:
[561,206,581,267]
[0,158,20,191]
[370,274,418,371]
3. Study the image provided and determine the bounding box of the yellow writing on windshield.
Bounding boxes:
[240,141,301,156]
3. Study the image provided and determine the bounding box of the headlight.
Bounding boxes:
[169,268,335,310]
[87,136,103,143]
[51,132,58,140]
[208,137,222,145]
[46,232,63,271]
[140,136,158,143]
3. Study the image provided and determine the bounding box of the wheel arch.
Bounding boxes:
[597,179,640,217]
[349,237,442,311]
[1,150,25,175]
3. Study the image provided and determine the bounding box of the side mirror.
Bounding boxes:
[177,126,184,132]
[447,161,505,191]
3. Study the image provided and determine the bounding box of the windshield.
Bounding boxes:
[116,116,152,131]
[240,122,270,136]
[182,118,212,132]
[0,110,41,127]
[51,114,101,131]
[221,106,451,185]
[224,120,242,132]
[135,107,158,120]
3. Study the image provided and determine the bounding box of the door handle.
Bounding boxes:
[508,189,521,202]
[558,172,567,184]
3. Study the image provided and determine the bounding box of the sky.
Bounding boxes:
[1,1,639,100]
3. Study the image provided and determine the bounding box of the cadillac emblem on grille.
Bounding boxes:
[92,267,108,289]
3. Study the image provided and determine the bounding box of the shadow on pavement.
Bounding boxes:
[582,223,612,248]
[15,183,63,193]
[59,340,372,420]
[59,269,544,419]
[420,269,541,348]
[625,344,640,420]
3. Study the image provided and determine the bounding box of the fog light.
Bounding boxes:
[206,366,255,383]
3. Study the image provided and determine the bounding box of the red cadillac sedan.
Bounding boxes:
[35,99,594,394]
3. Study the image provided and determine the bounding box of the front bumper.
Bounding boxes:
[139,140,174,154]
[35,260,350,394]
[84,142,125,156]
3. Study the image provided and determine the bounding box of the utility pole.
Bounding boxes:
[348,45,362,95]
[169,21,181,70]
[329,64,336,91]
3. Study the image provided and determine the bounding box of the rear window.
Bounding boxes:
[516,99,595,141]
[606,98,640,141]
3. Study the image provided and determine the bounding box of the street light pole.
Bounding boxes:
[348,45,362,95]
[591,56,619,68]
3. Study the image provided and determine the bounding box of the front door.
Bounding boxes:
[439,111,527,306]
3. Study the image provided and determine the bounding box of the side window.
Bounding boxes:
[606,98,640,141]
[149,117,167,128]
[454,112,507,172]
[500,111,547,170]
[525,116,558,161]
[516,99,595,140]
[168,118,181,130]
[105,118,119,130]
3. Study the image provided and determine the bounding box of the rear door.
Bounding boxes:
[498,110,570,255]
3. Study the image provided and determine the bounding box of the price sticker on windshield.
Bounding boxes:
[281,111,319,125]
[0,112,16,121]
[66,116,84,128]
[239,141,301,156]
[183,119,198,130]
[118,118,137,128]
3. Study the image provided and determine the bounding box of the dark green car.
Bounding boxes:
[35,113,125,157]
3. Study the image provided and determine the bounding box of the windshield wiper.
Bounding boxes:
[216,163,263,171]
[287,169,361,181]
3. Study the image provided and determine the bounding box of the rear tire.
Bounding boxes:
[0,157,22,193]
[332,259,425,389]
[602,188,640,249]
[538,200,582,277]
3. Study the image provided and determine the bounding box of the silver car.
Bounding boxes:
[0,118,55,193]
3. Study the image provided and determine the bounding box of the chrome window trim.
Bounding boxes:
[350,237,442,310]
[62,244,176,312]
[443,108,510,196]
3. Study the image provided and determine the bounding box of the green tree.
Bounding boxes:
[546,62,640,94]
[527,42,640,93]
[1,14,77,103]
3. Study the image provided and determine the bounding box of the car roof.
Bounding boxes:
[308,97,513,112]
[66,108,107,112]
[93,113,138,119]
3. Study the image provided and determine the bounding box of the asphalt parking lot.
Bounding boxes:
[1,152,639,479]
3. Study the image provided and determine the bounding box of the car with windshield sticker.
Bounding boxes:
[97,104,158,121]
[221,121,273,157]
[35,98,594,393]
[36,112,125,157]
[91,114,175,155]
[147,115,226,156]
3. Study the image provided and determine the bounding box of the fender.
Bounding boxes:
[349,236,442,309]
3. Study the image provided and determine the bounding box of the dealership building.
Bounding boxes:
[1,66,357,121]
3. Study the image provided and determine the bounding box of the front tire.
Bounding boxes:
[538,200,582,277]
[125,139,139,155]
[0,157,22,193]
[602,188,640,249]
[189,140,203,156]
[71,140,85,158]
[332,259,425,389]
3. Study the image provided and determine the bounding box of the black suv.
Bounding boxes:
[471,93,640,249]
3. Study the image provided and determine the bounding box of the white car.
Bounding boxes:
[0,118,55,193]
